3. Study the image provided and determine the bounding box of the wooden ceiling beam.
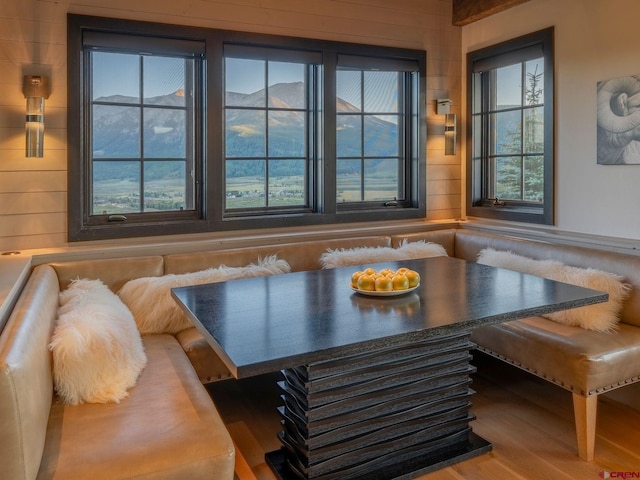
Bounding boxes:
[452,0,531,26]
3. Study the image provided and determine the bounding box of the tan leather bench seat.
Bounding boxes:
[1,265,235,480]
[176,327,233,383]
[472,317,640,396]
[38,334,234,480]
[391,227,640,461]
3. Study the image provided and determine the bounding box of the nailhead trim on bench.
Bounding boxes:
[475,346,640,397]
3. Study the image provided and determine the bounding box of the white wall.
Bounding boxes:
[462,0,640,241]
[0,0,461,252]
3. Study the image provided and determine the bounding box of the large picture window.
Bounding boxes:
[336,68,401,204]
[68,15,425,241]
[467,27,554,224]
[90,50,199,215]
[223,46,320,214]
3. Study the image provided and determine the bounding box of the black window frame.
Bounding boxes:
[84,34,204,221]
[222,45,321,217]
[68,14,426,241]
[334,55,419,211]
[466,27,554,225]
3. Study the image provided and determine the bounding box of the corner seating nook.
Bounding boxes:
[2,227,640,478]
[391,228,640,461]
[0,236,390,480]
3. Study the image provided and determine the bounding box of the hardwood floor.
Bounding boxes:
[207,352,640,480]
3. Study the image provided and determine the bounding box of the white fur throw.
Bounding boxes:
[477,248,631,332]
[50,278,147,405]
[118,255,291,334]
[320,240,447,269]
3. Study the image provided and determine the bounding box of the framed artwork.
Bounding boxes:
[597,74,640,164]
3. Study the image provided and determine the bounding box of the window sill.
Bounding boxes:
[467,204,552,225]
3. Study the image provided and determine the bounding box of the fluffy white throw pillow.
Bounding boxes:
[118,255,291,334]
[477,248,631,332]
[320,240,447,269]
[50,278,147,405]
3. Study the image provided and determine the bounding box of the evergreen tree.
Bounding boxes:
[497,63,544,202]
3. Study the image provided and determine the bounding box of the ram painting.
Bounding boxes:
[597,74,640,164]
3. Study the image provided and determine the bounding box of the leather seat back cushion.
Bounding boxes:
[163,236,391,274]
[48,256,164,292]
[37,335,235,480]
[319,240,447,269]
[0,265,60,480]
[390,229,457,256]
[454,229,640,327]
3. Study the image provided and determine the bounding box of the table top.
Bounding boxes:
[171,256,607,378]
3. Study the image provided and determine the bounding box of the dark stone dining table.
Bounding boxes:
[172,256,607,480]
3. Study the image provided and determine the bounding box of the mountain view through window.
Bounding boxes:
[223,57,404,211]
[70,15,426,241]
[91,52,195,215]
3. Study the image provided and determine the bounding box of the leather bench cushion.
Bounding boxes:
[0,265,59,480]
[471,317,640,396]
[163,236,391,274]
[389,229,457,257]
[37,334,235,480]
[454,229,640,327]
[267,237,392,271]
[176,327,233,383]
[49,256,164,292]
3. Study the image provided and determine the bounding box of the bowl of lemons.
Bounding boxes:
[350,267,420,296]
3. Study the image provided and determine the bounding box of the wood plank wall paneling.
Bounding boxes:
[0,0,461,251]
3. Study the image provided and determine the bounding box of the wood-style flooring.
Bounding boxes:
[207,352,640,480]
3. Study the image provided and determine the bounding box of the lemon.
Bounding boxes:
[351,271,364,288]
[357,274,376,291]
[391,274,409,290]
[375,276,394,291]
[405,270,420,288]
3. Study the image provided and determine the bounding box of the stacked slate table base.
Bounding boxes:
[266,332,492,480]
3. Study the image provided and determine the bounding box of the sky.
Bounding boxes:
[92,51,401,112]
[93,52,187,100]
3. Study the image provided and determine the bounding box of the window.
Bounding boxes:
[68,15,425,241]
[223,46,321,214]
[336,55,418,209]
[90,49,199,215]
[467,28,554,224]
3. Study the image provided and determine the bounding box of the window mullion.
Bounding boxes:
[360,72,365,202]
[483,71,493,201]
[265,62,270,208]
[185,58,195,211]
[520,62,526,201]
[139,55,145,213]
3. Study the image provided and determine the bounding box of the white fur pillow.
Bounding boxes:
[477,248,631,332]
[320,239,447,269]
[118,255,291,334]
[50,278,147,405]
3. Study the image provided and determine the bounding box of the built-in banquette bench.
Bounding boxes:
[390,228,640,461]
[0,235,390,480]
[3,226,640,478]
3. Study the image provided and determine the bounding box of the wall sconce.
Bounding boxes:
[444,113,457,155]
[436,99,456,156]
[23,75,50,158]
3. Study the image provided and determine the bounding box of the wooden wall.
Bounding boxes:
[0,0,461,251]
